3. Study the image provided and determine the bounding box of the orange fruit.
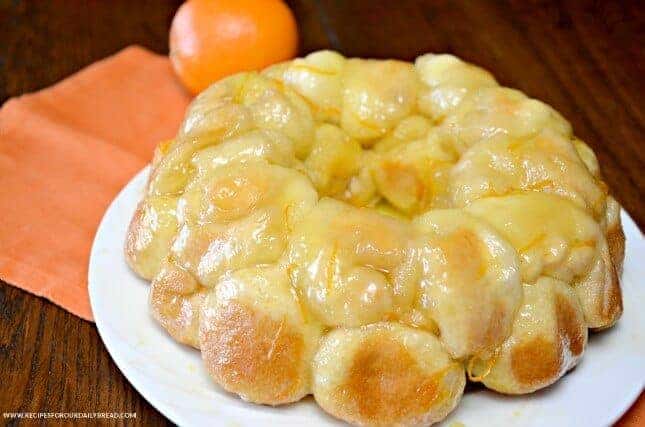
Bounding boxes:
[169,0,298,94]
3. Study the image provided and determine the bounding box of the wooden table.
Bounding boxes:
[1,1,642,425]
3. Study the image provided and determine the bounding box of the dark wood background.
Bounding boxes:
[0,1,642,425]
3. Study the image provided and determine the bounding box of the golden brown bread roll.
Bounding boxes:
[200,266,322,405]
[468,278,587,394]
[312,323,465,427]
[464,193,622,329]
[410,209,522,359]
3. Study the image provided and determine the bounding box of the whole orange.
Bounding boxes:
[169,0,298,94]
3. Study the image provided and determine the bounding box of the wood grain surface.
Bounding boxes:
[0,1,642,425]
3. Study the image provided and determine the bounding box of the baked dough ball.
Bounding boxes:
[440,86,572,153]
[341,58,419,142]
[415,53,497,120]
[304,124,363,197]
[147,73,314,198]
[124,50,625,426]
[573,138,601,177]
[149,259,205,348]
[139,134,316,347]
[469,278,587,394]
[573,235,623,329]
[464,193,621,329]
[603,195,625,275]
[371,131,458,214]
[125,195,178,279]
[411,209,522,359]
[272,50,346,123]
[465,193,602,283]
[237,74,316,158]
[312,323,465,427]
[286,198,416,327]
[189,128,298,170]
[148,75,256,196]
[200,266,323,404]
[451,129,606,218]
[171,161,317,288]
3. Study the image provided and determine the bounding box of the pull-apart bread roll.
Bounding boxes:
[465,194,622,329]
[451,130,606,218]
[313,323,465,427]
[415,53,497,121]
[410,209,522,359]
[125,50,624,425]
[469,278,587,394]
[439,86,572,154]
[286,198,416,327]
[200,266,323,404]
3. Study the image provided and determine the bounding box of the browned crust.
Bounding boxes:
[325,334,449,426]
[592,262,623,331]
[508,286,587,392]
[606,222,625,278]
[511,335,561,389]
[200,301,306,405]
[477,302,509,355]
[593,198,625,330]
[555,293,586,356]
[590,221,624,330]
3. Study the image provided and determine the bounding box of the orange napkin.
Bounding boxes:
[0,46,191,321]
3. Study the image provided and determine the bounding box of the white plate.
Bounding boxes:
[89,166,645,427]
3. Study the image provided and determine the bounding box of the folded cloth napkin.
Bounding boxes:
[0,46,191,320]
